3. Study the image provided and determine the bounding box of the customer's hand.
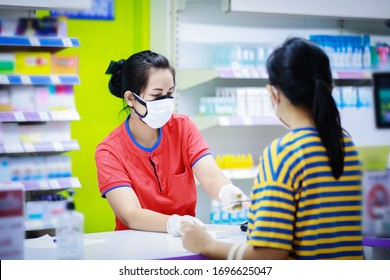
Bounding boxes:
[181,221,213,254]
[167,214,205,236]
[219,184,250,212]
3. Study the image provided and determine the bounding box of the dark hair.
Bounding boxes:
[106,50,175,99]
[266,37,344,179]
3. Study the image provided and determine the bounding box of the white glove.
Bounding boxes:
[219,184,250,213]
[167,214,205,236]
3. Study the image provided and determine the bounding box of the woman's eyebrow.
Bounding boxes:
[151,86,175,91]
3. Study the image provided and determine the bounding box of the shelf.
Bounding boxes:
[192,115,280,130]
[179,68,375,91]
[0,177,81,192]
[0,74,80,85]
[0,140,80,154]
[0,111,80,122]
[0,36,80,48]
[222,167,258,179]
[0,177,81,194]
[332,70,373,80]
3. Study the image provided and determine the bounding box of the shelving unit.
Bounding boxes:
[0,140,79,154]
[151,0,390,223]
[0,74,80,85]
[0,35,82,233]
[0,110,80,122]
[0,177,81,192]
[0,35,80,47]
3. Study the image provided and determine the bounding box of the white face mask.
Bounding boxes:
[132,92,174,129]
[271,86,290,130]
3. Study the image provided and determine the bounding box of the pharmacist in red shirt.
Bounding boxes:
[95,50,248,235]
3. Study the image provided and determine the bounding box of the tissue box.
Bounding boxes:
[0,184,25,259]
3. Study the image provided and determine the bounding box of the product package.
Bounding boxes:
[0,184,25,259]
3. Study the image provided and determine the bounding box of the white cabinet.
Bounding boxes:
[223,0,390,20]
[152,0,390,223]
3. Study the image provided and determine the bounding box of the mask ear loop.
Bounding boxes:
[130,91,149,118]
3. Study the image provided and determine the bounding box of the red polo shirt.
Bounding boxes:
[95,113,210,230]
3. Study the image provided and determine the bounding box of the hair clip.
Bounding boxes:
[105,59,125,75]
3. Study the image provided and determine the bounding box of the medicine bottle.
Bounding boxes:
[56,194,84,259]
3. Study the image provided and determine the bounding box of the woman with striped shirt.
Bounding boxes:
[180,37,363,260]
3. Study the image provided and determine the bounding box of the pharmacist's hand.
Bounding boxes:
[167,214,205,237]
[181,221,213,254]
[219,184,250,213]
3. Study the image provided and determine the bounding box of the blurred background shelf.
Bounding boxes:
[0,35,79,48]
[0,111,80,122]
[0,140,80,154]
[0,74,80,85]
[0,177,81,192]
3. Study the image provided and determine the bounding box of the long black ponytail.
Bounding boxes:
[266,37,345,179]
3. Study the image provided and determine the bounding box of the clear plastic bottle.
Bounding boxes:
[56,194,84,259]
[210,199,221,224]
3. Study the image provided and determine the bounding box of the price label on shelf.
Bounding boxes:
[23,143,36,153]
[242,117,252,126]
[38,112,50,121]
[28,37,41,46]
[20,75,32,85]
[61,38,73,47]
[50,75,61,84]
[4,143,23,153]
[50,111,66,121]
[13,112,26,122]
[0,75,10,84]
[250,69,260,78]
[218,116,230,126]
[38,180,49,190]
[52,142,64,151]
[70,178,81,188]
[67,111,80,120]
[49,180,61,189]
[241,68,251,78]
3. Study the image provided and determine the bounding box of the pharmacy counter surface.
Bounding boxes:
[24,224,247,260]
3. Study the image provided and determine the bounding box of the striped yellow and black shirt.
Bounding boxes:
[247,127,363,259]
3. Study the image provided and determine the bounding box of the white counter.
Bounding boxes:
[24,224,247,260]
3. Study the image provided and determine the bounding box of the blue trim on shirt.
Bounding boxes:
[292,127,317,132]
[101,185,133,198]
[125,114,162,152]
[191,152,211,167]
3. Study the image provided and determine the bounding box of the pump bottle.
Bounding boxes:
[56,192,84,259]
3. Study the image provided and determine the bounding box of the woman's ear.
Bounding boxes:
[124,91,134,106]
[267,85,279,104]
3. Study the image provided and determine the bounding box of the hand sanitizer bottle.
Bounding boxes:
[56,191,84,259]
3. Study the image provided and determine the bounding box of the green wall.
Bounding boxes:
[56,0,150,233]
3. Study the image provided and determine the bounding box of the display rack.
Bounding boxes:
[0,21,83,233]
